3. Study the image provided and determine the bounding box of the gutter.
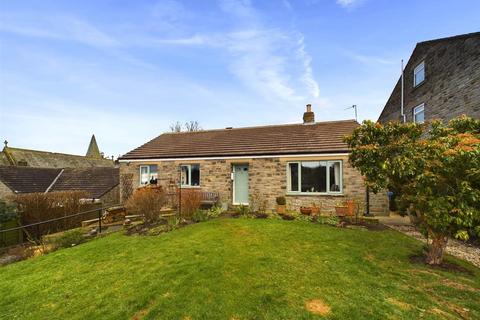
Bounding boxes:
[118,152,351,163]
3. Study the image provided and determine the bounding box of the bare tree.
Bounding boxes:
[169,121,183,132]
[184,121,202,132]
[170,121,202,132]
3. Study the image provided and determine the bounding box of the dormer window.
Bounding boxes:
[413,61,425,87]
[413,104,425,124]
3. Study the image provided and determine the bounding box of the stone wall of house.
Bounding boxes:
[379,34,480,123]
[0,181,14,201]
[119,156,389,216]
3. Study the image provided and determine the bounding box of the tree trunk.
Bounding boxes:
[426,234,448,265]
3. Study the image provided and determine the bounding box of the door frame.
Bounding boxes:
[232,163,249,205]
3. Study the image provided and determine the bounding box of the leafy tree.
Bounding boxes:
[345,115,480,265]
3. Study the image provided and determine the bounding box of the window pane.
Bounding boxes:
[414,110,424,123]
[328,162,341,192]
[289,163,299,191]
[301,161,326,193]
[149,165,158,184]
[181,165,190,186]
[414,105,425,124]
[191,164,200,186]
[414,62,425,86]
[140,166,149,185]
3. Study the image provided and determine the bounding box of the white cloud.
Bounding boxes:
[142,0,320,103]
[341,49,396,66]
[0,14,119,47]
[336,0,360,8]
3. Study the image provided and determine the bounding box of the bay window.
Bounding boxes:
[181,164,200,187]
[139,165,158,185]
[287,161,342,194]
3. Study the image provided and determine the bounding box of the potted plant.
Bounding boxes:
[345,199,355,216]
[300,206,312,215]
[334,201,348,217]
[276,196,286,215]
[311,202,321,216]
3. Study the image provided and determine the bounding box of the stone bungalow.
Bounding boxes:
[119,106,388,215]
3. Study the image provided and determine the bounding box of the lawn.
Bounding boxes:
[1,219,479,319]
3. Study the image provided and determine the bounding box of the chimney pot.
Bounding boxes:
[303,104,315,124]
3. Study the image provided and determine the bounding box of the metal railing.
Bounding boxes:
[0,204,121,243]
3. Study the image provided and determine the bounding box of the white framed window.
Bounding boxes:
[413,104,425,124]
[139,165,158,185]
[287,160,342,194]
[180,164,200,187]
[413,61,425,86]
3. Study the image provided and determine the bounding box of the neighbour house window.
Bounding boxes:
[287,161,342,194]
[413,104,425,124]
[139,165,158,185]
[181,164,200,187]
[413,61,425,86]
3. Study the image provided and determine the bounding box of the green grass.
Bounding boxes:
[1,219,479,320]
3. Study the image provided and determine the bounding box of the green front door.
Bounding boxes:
[233,164,249,205]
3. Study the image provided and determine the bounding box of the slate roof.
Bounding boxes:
[51,167,119,198]
[120,120,358,160]
[0,147,114,168]
[0,166,119,198]
[0,166,62,194]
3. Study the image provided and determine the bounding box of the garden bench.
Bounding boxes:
[200,192,219,206]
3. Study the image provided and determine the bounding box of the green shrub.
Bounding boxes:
[206,206,223,219]
[235,205,250,216]
[53,229,86,249]
[192,210,209,222]
[275,196,286,205]
[318,215,340,226]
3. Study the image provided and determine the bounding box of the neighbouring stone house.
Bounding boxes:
[0,166,119,206]
[0,135,119,205]
[378,32,480,124]
[0,135,114,168]
[119,105,388,215]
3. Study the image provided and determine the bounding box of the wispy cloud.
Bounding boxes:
[336,0,361,8]
[0,14,119,47]
[341,50,396,65]
[142,0,320,103]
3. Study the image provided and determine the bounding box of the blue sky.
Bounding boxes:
[0,0,479,158]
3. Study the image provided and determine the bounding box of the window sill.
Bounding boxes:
[180,185,201,189]
[412,80,426,91]
[286,192,344,197]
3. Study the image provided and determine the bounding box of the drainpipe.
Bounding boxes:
[400,59,406,123]
[364,185,371,216]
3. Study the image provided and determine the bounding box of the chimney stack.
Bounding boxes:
[303,104,315,124]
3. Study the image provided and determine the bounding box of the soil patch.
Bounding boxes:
[409,254,474,275]
[441,279,478,292]
[305,299,331,316]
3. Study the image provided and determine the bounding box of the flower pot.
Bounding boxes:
[335,206,348,217]
[300,206,312,215]
[311,206,320,216]
[345,200,355,216]
[276,204,286,215]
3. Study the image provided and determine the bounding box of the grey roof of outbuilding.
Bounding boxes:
[0,166,119,198]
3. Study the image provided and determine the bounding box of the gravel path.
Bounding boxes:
[385,224,480,268]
